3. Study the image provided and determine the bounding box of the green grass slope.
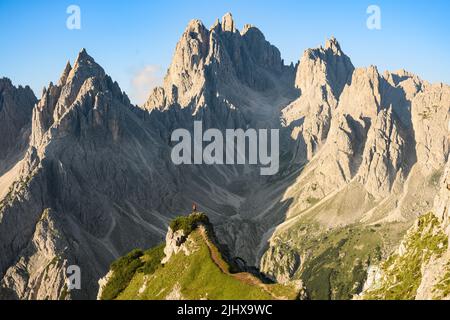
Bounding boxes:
[266,218,408,300]
[100,215,300,300]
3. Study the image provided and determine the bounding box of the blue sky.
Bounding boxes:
[0,0,449,104]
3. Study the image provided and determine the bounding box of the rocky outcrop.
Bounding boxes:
[161,228,189,264]
[260,243,301,284]
[96,271,113,300]
[412,155,450,300]
[415,251,450,300]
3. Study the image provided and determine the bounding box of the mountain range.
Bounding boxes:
[0,13,449,300]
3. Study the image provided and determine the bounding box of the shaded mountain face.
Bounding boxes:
[0,78,36,161]
[0,78,36,228]
[0,51,182,299]
[0,13,449,300]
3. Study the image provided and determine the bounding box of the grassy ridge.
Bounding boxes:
[102,214,300,300]
[113,230,299,300]
[118,231,275,300]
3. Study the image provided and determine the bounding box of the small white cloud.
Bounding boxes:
[130,65,163,105]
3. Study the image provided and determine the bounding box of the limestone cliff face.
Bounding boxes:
[356,107,408,198]
[260,243,301,284]
[270,58,448,225]
[0,50,178,299]
[435,157,450,240]
[144,13,296,131]
[412,83,450,174]
[0,78,36,161]
[282,37,354,163]
[0,209,72,300]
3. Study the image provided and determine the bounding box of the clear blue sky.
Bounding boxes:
[0,0,449,105]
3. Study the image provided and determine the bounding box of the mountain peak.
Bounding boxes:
[0,76,36,159]
[241,23,255,35]
[75,48,95,64]
[58,61,72,86]
[0,77,13,92]
[144,12,292,111]
[211,18,221,30]
[64,60,72,70]
[222,12,235,32]
[296,37,354,98]
[186,19,205,32]
[78,47,88,58]
[325,36,342,54]
[70,48,106,83]
[74,48,102,70]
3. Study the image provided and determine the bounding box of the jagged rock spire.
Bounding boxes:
[78,48,89,59]
[144,13,294,111]
[325,36,342,54]
[222,12,235,32]
[58,61,72,86]
[296,37,354,99]
[31,48,124,147]
[241,24,254,35]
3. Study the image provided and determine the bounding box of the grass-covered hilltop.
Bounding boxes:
[98,212,304,300]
